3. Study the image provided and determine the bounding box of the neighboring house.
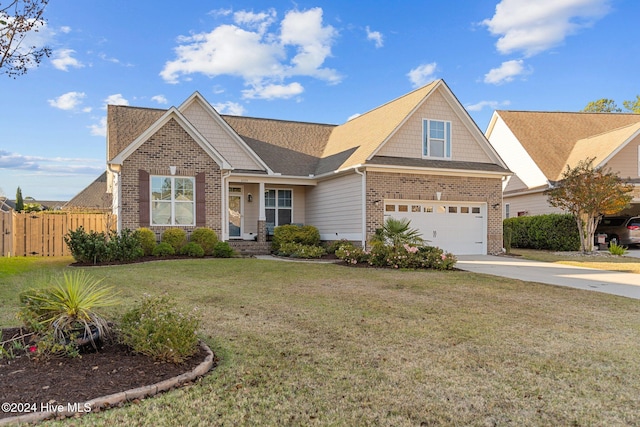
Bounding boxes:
[486,111,640,219]
[0,197,15,212]
[64,172,112,212]
[105,80,510,255]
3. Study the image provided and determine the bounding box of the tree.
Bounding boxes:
[623,95,640,114]
[0,0,51,77]
[581,99,622,113]
[15,186,23,211]
[582,96,640,113]
[545,158,633,253]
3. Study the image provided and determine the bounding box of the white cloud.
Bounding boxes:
[484,59,526,84]
[465,100,511,112]
[151,95,168,105]
[0,150,102,174]
[347,113,361,121]
[60,26,72,34]
[161,7,340,99]
[104,94,129,107]
[407,62,437,88]
[89,117,107,137]
[482,0,611,56]
[47,91,86,110]
[213,102,246,115]
[366,26,383,48]
[242,82,304,100]
[51,48,84,71]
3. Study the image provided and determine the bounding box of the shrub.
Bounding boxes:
[335,242,369,265]
[272,224,321,251]
[107,229,144,262]
[64,226,109,264]
[180,242,205,258]
[212,241,234,258]
[134,228,157,256]
[190,227,218,255]
[17,271,119,357]
[325,239,352,254]
[608,242,627,255]
[161,228,187,252]
[278,242,326,258]
[118,294,200,363]
[504,214,580,251]
[152,242,175,257]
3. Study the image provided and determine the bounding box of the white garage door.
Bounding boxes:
[384,200,487,255]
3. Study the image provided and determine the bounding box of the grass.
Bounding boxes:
[512,248,640,274]
[2,257,640,426]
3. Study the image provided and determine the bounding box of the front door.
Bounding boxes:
[228,187,243,238]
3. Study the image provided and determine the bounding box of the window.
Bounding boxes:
[423,119,451,158]
[151,176,195,225]
[505,203,510,219]
[385,205,396,212]
[398,205,408,212]
[265,189,292,226]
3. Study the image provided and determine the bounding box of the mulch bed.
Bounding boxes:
[0,327,213,420]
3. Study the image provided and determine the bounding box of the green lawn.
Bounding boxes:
[512,248,640,274]
[2,257,640,426]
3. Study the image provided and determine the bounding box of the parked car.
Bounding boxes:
[595,216,640,247]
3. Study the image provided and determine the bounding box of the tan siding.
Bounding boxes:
[504,175,529,193]
[504,193,563,218]
[605,135,640,179]
[306,173,363,240]
[241,183,260,235]
[377,88,492,163]
[183,102,262,170]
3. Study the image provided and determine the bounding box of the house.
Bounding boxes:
[0,197,15,212]
[64,172,112,212]
[105,80,510,255]
[486,111,640,218]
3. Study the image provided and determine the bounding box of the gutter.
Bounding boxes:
[354,167,367,248]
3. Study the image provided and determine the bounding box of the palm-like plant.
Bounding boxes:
[371,217,424,247]
[19,270,119,346]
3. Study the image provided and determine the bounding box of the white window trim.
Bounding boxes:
[228,186,244,238]
[150,175,196,226]
[265,187,294,226]
[422,119,452,159]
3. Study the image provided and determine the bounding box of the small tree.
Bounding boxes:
[545,158,633,253]
[15,186,24,211]
[0,0,52,77]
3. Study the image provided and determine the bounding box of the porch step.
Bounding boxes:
[228,240,271,256]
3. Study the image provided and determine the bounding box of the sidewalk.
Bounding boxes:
[456,255,640,300]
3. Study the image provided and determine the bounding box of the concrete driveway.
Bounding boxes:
[456,255,640,300]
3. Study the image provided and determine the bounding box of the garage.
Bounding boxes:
[384,200,487,255]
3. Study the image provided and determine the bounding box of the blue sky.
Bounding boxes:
[1,0,638,201]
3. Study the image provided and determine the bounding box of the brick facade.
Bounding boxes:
[120,118,222,237]
[366,171,504,254]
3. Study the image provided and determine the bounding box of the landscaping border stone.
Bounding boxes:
[0,341,214,426]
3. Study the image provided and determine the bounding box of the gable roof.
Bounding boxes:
[64,172,111,211]
[109,107,232,169]
[494,111,640,181]
[107,105,165,161]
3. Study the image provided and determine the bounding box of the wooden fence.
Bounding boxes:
[0,211,115,257]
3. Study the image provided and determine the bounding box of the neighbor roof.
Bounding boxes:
[496,111,640,181]
[64,172,112,211]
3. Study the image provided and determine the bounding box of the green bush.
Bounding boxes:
[212,241,234,258]
[335,242,369,265]
[325,239,353,254]
[162,228,187,252]
[107,229,144,262]
[180,242,205,258]
[278,242,326,258]
[134,228,157,256]
[335,242,456,270]
[272,224,321,251]
[118,294,200,363]
[64,226,109,264]
[503,214,580,251]
[152,242,175,257]
[190,227,218,255]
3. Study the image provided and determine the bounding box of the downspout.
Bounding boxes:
[221,170,232,241]
[354,167,367,248]
[107,164,121,233]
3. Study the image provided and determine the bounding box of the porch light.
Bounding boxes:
[247,193,253,203]
[169,166,177,175]
[436,192,442,201]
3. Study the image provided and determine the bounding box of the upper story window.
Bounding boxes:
[151,176,195,226]
[423,119,451,159]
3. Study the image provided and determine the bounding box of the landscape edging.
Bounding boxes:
[0,341,214,426]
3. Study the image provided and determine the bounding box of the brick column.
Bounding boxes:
[258,220,266,243]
